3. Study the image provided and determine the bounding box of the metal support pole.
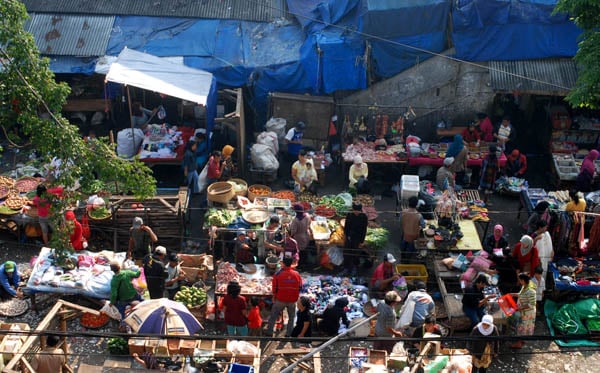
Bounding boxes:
[280,312,379,373]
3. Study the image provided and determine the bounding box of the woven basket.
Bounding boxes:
[188,304,207,321]
[228,178,248,197]
[247,184,271,202]
[207,182,235,204]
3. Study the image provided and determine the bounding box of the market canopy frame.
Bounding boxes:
[105,47,215,106]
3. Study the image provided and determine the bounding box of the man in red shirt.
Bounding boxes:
[266,256,303,336]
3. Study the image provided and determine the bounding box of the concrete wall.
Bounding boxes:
[337,50,495,142]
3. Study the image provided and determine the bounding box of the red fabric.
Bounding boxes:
[247,305,262,328]
[272,267,303,303]
[32,196,50,218]
[70,220,84,251]
[479,117,494,142]
[207,156,222,179]
[512,243,540,274]
[222,294,247,326]
[81,213,91,240]
[409,152,507,167]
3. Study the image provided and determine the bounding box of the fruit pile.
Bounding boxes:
[174,286,207,308]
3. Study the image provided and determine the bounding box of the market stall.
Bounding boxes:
[25,248,126,300]
[550,257,600,295]
[138,126,195,166]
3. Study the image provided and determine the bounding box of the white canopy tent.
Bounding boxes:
[105,47,214,105]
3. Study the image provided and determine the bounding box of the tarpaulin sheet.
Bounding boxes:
[545,300,600,347]
[363,0,451,38]
[286,0,361,33]
[452,0,581,61]
[49,57,97,75]
[316,30,367,93]
[370,32,447,78]
[106,48,214,105]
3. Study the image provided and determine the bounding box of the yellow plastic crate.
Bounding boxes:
[395,264,428,284]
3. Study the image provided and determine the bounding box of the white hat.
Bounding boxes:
[354,155,363,165]
[443,157,454,167]
[385,253,397,263]
[155,246,167,255]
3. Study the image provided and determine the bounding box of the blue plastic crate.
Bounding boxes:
[229,363,254,373]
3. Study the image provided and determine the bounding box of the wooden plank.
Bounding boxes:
[313,351,321,373]
[158,198,177,214]
[63,99,111,112]
[273,348,313,355]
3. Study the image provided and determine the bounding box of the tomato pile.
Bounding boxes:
[81,312,110,329]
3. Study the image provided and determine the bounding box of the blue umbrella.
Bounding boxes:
[124,298,203,335]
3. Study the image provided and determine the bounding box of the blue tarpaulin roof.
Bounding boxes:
[452,0,581,61]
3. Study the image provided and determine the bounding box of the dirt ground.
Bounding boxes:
[1,146,599,372]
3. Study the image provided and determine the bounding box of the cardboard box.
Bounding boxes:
[145,338,160,353]
[167,338,181,355]
[128,338,147,355]
[179,339,196,355]
[368,349,387,366]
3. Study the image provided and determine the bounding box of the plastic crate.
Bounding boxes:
[395,264,428,284]
[401,175,420,200]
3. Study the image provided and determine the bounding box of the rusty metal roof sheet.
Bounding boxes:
[22,0,288,22]
[25,13,114,56]
[489,59,578,96]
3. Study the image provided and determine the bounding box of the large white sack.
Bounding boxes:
[256,131,279,155]
[117,128,144,158]
[251,143,279,170]
[265,118,287,142]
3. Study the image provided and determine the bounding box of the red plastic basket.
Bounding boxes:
[498,294,517,316]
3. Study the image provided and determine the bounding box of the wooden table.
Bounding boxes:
[433,258,507,330]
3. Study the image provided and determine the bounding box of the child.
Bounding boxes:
[247,297,263,336]
[221,281,248,336]
[300,159,318,194]
[531,266,545,317]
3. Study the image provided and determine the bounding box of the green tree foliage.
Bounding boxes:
[1,0,156,252]
[555,0,600,108]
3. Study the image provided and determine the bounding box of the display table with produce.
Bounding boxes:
[25,247,127,301]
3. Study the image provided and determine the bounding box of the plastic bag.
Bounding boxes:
[132,267,148,291]
[327,246,344,266]
[227,340,259,356]
[551,304,587,335]
[265,118,287,142]
[452,254,469,271]
[336,193,353,208]
[101,301,122,321]
[396,297,415,329]
[197,163,209,193]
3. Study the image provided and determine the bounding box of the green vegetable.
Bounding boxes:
[364,227,390,251]
[205,208,237,227]
[107,337,128,355]
[319,196,347,216]
[89,206,111,219]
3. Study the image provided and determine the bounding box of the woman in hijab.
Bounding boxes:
[512,235,540,275]
[289,203,311,268]
[468,314,499,373]
[446,134,465,158]
[349,155,369,194]
[220,145,237,180]
[510,273,537,349]
[576,149,599,192]
[483,224,508,256]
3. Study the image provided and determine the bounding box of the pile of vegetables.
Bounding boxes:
[271,190,296,202]
[364,227,390,251]
[81,312,110,329]
[174,286,207,308]
[319,195,348,216]
[107,337,128,355]
[205,208,238,227]
[89,206,111,220]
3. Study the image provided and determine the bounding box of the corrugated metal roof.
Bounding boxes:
[25,13,114,56]
[489,59,578,96]
[21,0,288,23]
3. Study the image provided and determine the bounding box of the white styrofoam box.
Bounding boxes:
[401,175,420,200]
